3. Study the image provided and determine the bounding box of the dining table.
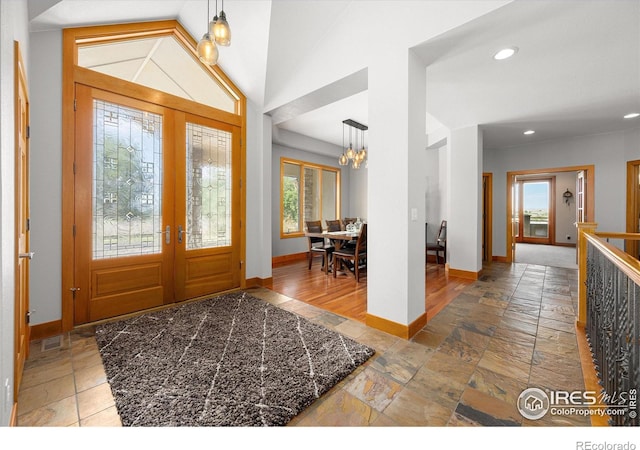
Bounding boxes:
[305,229,359,249]
[304,228,361,274]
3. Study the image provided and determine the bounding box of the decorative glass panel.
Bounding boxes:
[186,123,232,249]
[93,100,163,259]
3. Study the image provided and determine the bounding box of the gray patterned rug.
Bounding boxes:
[95,291,375,426]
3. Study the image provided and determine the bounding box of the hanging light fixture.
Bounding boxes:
[197,0,218,65]
[338,119,368,169]
[211,0,231,47]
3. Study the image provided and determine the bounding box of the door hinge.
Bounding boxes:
[26,218,30,232]
[240,261,244,269]
[26,311,31,324]
[26,125,30,139]
[73,162,77,174]
[73,224,76,237]
[74,98,77,111]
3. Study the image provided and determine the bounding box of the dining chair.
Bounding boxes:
[306,220,334,274]
[426,220,447,264]
[333,223,367,282]
[342,217,357,229]
[341,217,358,248]
[325,219,342,232]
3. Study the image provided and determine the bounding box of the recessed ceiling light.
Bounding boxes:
[523,130,535,135]
[624,112,640,119]
[493,47,518,60]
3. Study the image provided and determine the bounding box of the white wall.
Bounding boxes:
[554,171,578,244]
[348,165,368,221]
[485,127,640,257]
[0,0,29,426]
[264,1,510,112]
[448,126,483,273]
[244,103,272,281]
[29,29,62,326]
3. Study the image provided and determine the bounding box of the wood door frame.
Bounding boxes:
[14,40,30,404]
[482,173,493,263]
[515,176,555,245]
[626,160,640,258]
[506,165,595,263]
[61,21,247,331]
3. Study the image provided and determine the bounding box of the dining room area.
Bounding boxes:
[271,216,472,325]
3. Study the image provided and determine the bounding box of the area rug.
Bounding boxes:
[95,291,375,426]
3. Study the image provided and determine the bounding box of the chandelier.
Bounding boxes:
[197,0,232,66]
[338,119,368,169]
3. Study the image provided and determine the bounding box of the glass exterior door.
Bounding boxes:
[74,87,240,323]
[174,113,240,301]
[517,178,554,245]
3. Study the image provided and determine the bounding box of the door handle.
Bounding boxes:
[157,226,170,244]
[178,225,186,244]
[19,252,35,260]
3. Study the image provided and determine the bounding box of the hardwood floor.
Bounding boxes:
[271,259,474,323]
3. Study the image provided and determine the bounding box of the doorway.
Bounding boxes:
[515,177,554,245]
[626,160,640,259]
[506,165,594,263]
[482,173,493,262]
[61,22,247,329]
[73,86,241,324]
[14,41,31,401]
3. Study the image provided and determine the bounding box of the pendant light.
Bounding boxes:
[338,119,368,169]
[197,0,218,65]
[211,0,231,47]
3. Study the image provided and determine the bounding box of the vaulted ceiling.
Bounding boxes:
[28,0,640,151]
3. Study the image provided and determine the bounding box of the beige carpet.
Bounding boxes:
[515,243,578,269]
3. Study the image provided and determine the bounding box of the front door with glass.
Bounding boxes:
[74,86,240,323]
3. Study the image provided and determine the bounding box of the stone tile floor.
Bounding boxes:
[17,262,592,428]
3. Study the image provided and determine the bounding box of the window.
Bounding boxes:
[280,158,341,237]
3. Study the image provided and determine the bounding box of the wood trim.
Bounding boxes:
[585,231,640,286]
[272,252,307,267]
[365,312,427,340]
[246,277,273,289]
[515,176,555,245]
[62,21,247,329]
[448,268,481,280]
[10,402,17,426]
[14,39,31,407]
[61,26,76,332]
[506,165,595,263]
[576,222,598,326]
[73,67,242,127]
[279,157,342,239]
[626,161,640,255]
[64,21,243,108]
[492,255,508,262]
[29,320,63,341]
[554,242,576,248]
[575,323,610,426]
